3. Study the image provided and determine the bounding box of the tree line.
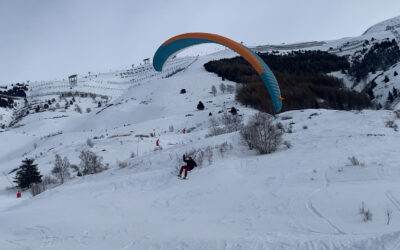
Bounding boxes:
[0,84,28,108]
[349,39,400,82]
[204,50,371,113]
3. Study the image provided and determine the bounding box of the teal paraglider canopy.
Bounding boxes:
[152,32,283,113]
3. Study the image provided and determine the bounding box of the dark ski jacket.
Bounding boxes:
[183,155,197,170]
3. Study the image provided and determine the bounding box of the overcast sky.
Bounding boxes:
[0,0,399,84]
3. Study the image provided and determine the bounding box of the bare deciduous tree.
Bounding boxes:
[386,206,393,225]
[221,110,243,133]
[218,142,229,157]
[30,182,46,196]
[363,210,373,222]
[359,201,373,222]
[118,161,129,168]
[43,175,58,185]
[211,85,217,96]
[240,112,283,154]
[347,156,364,167]
[395,110,400,119]
[226,84,235,94]
[207,111,243,137]
[283,141,292,149]
[79,150,107,175]
[205,146,213,165]
[385,120,398,131]
[219,83,226,93]
[207,117,225,137]
[359,201,366,214]
[74,104,82,114]
[87,138,94,148]
[51,154,71,184]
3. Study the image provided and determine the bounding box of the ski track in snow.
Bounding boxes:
[386,191,400,212]
[306,199,346,235]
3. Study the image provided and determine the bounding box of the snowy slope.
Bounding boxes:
[371,63,400,107]
[251,16,400,108]
[1,46,400,250]
[363,16,400,35]
[3,16,400,249]
[0,57,198,131]
[28,56,198,101]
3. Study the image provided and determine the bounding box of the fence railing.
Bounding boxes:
[28,56,198,99]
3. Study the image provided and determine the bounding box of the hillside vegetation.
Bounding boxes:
[349,39,400,82]
[204,51,372,113]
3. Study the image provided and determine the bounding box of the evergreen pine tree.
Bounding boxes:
[230,106,238,115]
[384,75,390,83]
[370,80,377,89]
[393,87,398,99]
[367,88,375,100]
[14,158,42,189]
[51,154,70,184]
[387,91,394,103]
[197,101,205,110]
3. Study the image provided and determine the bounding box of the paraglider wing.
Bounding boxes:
[153,32,282,112]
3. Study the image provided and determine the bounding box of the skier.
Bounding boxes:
[178,154,197,179]
[154,138,162,151]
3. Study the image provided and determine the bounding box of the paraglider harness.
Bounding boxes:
[179,154,197,179]
[182,154,197,171]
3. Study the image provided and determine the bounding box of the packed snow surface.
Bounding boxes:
[1,48,400,249]
[363,16,400,35]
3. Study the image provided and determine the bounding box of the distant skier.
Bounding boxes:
[178,154,197,179]
[154,138,162,151]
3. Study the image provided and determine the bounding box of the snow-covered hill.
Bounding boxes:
[363,16,400,36]
[28,56,198,100]
[252,16,400,108]
[1,49,400,249]
[2,17,400,250]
